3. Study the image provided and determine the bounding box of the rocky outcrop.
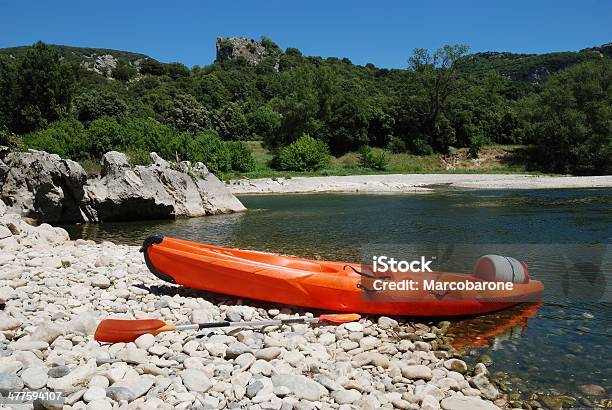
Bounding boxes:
[580,42,612,58]
[83,152,245,222]
[80,54,118,77]
[0,148,87,223]
[216,37,279,69]
[0,148,246,224]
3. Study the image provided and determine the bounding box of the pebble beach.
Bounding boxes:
[0,210,510,409]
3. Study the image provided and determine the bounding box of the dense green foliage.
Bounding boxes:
[272,134,330,171]
[523,60,612,175]
[358,146,389,170]
[0,40,610,175]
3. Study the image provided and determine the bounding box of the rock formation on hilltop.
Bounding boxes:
[0,148,246,224]
[216,37,279,69]
[581,42,612,58]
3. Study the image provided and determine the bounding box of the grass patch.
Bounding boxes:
[77,141,546,181]
[220,142,545,181]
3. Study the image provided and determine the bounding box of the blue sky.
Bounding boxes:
[1,0,610,68]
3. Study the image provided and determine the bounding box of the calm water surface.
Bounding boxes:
[65,189,612,399]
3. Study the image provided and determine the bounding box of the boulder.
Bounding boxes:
[0,149,87,223]
[83,152,245,222]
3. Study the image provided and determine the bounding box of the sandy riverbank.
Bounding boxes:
[227,174,612,194]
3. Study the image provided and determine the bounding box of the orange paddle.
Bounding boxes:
[95,313,361,343]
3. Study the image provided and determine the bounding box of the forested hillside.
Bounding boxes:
[0,39,610,175]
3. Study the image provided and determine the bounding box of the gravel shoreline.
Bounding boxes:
[227,174,612,194]
[0,210,509,409]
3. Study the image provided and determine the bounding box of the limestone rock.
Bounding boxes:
[440,395,500,410]
[469,373,500,400]
[108,375,155,401]
[180,369,213,393]
[20,367,48,389]
[444,358,468,374]
[401,364,432,380]
[0,149,86,223]
[216,37,279,69]
[332,389,362,405]
[83,151,245,222]
[0,372,24,395]
[271,374,327,401]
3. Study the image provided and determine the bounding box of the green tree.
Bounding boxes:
[73,90,128,124]
[154,93,212,134]
[139,58,165,76]
[195,74,230,109]
[112,60,137,81]
[13,41,75,133]
[526,60,612,175]
[165,62,190,79]
[247,106,282,140]
[407,44,469,151]
[213,102,248,140]
[0,55,16,130]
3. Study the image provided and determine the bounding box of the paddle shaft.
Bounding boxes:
[172,317,320,332]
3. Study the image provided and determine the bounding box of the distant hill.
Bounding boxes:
[0,44,150,63]
[0,41,609,84]
[0,44,159,77]
[457,46,611,83]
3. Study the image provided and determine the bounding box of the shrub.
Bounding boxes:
[184,131,232,174]
[0,128,22,150]
[468,133,487,158]
[410,138,434,156]
[358,146,389,170]
[386,136,407,153]
[86,116,125,157]
[272,134,330,171]
[23,118,88,159]
[226,141,256,172]
[125,148,152,166]
[120,117,186,160]
[112,60,137,82]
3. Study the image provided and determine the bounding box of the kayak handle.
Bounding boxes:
[357,283,380,292]
[140,234,165,252]
[344,265,390,280]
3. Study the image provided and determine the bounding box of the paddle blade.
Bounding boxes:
[319,313,361,324]
[94,319,169,343]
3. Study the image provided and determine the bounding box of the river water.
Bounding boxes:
[64,189,611,401]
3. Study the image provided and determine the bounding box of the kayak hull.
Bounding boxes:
[142,236,544,317]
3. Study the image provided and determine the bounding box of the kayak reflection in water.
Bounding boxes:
[447,302,542,350]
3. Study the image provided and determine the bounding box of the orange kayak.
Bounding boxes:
[142,235,544,317]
